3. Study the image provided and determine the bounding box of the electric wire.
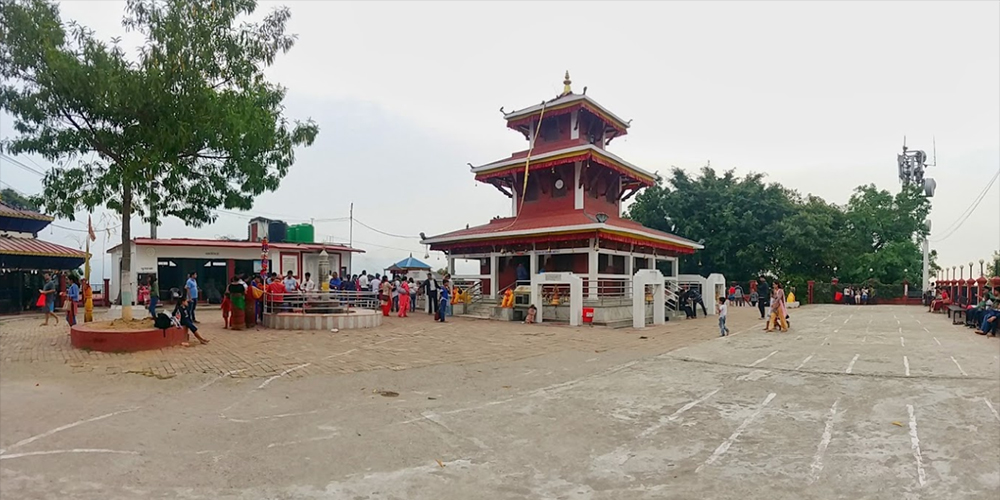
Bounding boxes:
[930,168,999,242]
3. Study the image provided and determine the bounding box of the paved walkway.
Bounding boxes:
[0,305,764,380]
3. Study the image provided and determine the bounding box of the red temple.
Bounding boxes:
[421,72,702,298]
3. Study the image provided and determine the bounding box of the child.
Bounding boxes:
[717,296,730,337]
[174,297,210,344]
[221,291,232,329]
[525,304,537,324]
[437,281,450,322]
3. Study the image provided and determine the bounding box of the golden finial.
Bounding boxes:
[562,70,572,96]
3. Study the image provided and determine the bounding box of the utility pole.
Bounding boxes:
[150,180,158,239]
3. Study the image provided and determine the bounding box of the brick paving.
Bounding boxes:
[0,305,767,380]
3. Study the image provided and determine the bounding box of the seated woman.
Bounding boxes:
[929,289,951,312]
[975,308,998,336]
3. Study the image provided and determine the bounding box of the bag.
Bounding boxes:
[154,313,173,330]
[252,286,264,299]
[35,294,46,307]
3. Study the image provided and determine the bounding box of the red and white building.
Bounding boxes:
[422,73,702,299]
[108,237,362,304]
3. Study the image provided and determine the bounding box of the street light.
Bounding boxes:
[980,259,985,277]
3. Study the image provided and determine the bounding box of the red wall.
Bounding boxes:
[514,164,575,216]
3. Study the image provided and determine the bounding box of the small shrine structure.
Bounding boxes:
[421,73,702,301]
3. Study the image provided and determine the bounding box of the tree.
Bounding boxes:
[1,0,318,319]
[0,187,40,211]
[626,166,936,289]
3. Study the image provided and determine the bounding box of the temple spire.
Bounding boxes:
[562,71,572,96]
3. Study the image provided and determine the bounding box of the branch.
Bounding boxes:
[60,110,125,165]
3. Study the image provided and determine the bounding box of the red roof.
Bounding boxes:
[107,238,363,254]
[423,211,700,253]
[0,236,87,258]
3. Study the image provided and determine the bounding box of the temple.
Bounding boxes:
[422,72,702,300]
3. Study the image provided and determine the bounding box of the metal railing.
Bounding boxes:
[262,289,379,314]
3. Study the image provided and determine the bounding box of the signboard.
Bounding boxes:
[281,254,299,276]
[253,259,273,273]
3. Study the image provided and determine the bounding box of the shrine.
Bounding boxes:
[422,73,703,311]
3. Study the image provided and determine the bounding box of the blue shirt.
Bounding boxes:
[67,283,80,301]
[330,278,342,289]
[185,278,198,299]
[440,287,450,303]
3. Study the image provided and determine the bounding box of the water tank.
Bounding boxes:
[299,223,314,243]
[286,224,299,243]
[268,220,287,243]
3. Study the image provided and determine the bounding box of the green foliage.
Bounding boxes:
[627,166,935,288]
[988,250,1000,277]
[1,0,318,311]
[0,187,39,210]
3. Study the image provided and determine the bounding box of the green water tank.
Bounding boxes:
[299,223,314,243]
[286,224,300,243]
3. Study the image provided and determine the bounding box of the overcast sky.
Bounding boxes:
[1,1,998,280]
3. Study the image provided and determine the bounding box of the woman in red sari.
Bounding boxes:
[397,280,410,317]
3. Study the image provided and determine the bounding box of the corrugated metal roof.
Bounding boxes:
[393,255,431,270]
[106,238,364,254]
[0,236,87,258]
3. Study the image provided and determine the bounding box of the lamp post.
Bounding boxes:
[980,259,986,277]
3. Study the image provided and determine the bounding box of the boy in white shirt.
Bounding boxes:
[717,296,730,337]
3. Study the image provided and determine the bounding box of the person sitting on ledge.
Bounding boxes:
[929,288,950,312]
[974,307,998,337]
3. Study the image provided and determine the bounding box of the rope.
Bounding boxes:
[494,100,548,233]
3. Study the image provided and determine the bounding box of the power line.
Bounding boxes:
[353,218,419,239]
[930,169,999,242]
[0,153,46,176]
[934,168,999,235]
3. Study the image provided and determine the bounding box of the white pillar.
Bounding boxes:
[490,254,498,298]
[671,258,679,278]
[921,237,930,292]
[632,269,665,328]
[447,256,455,276]
[574,161,584,210]
[626,255,634,276]
[588,242,598,299]
[529,251,538,276]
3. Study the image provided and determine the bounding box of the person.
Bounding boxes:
[930,288,951,312]
[861,287,869,305]
[843,286,852,305]
[716,296,729,337]
[380,278,393,317]
[679,286,695,319]
[242,274,257,328]
[359,271,369,291]
[690,288,708,317]
[975,307,998,336]
[302,272,316,294]
[371,273,382,292]
[408,278,417,312]
[423,272,439,316]
[283,271,299,294]
[65,275,80,326]
[525,304,537,324]
[174,296,209,344]
[329,272,342,290]
[854,287,862,305]
[398,280,411,317]
[766,281,789,332]
[39,273,59,326]
[437,280,451,322]
[728,284,736,302]
[750,289,759,308]
[221,290,232,329]
[516,263,529,283]
[757,276,769,320]
[734,284,744,307]
[227,276,246,330]
[391,277,400,313]
[266,273,286,313]
[147,275,160,318]
[185,272,199,323]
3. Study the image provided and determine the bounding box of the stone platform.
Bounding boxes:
[262,309,381,331]
[70,323,189,352]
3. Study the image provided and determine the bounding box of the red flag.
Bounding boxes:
[87,215,96,242]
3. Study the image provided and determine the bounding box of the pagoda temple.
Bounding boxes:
[422,73,702,299]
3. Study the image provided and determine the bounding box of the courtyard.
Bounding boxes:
[0,304,998,499]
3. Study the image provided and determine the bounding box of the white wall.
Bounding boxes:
[108,242,354,302]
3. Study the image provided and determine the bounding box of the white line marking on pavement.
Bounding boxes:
[0,408,140,455]
[322,348,357,360]
[795,354,814,370]
[933,337,941,346]
[749,351,779,367]
[266,434,339,449]
[898,326,903,334]
[904,356,911,376]
[923,327,930,333]
[809,399,840,484]
[845,354,860,374]
[0,449,139,461]
[862,336,867,343]
[984,398,1000,422]
[639,388,721,438]
[907,404,927,487]
[697,393,777,472]
[900,336,905,347]
[916,319,921,324]
[949,357,967,377]
[819,336,829,346]
[258,363,311,389]
[191,369,247,392]
[833,329,840,333]
[844,315,852,324]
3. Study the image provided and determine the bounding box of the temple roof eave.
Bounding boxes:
[503,94,630,134]
[469,144,656,186]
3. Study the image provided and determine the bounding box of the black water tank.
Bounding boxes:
[268,220,287,243]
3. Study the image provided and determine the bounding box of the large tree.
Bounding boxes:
[0,187,39,211]
[1,0,318,319]
[627,166,936,290]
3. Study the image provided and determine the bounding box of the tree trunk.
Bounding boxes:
[120,185,134,321]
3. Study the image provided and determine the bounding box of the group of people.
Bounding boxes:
[839,286,875,305]
[928,285,998,337]
[36,272,83,327]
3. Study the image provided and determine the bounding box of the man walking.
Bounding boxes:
[757,276,769,320]
[185,271,199,323]
[423,272,439,316]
